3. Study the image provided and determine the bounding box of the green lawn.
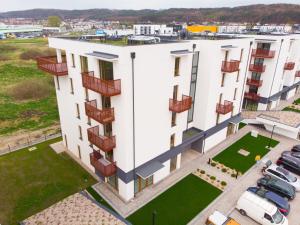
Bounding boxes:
[127,175,222,225]
[0,38,59,135]
[213,132,279,173]
[293,98,300,104]
[282,107,300,113]
[0,137,96,225]
[238,122,247,130]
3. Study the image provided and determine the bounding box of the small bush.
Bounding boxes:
[8,79,51,101]
[231,173,236,177]
[221,168,227,173]
[210,176,216,181]
[200,170,205,174]
[211,162,216,167]
[20,49,56,60]
[221,181,227,186]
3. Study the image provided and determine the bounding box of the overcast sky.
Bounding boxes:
[2,0,300,12]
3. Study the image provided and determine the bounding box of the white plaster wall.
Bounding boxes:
[204,128,228,152]
[153,160,171,184]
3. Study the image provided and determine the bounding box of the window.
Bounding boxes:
[239,48,244,62]
[70,78,74,94]
[234,88,237,100]
[104,123,112,136]
[76,103,80,119]
[188,51,199,123]
[174,57,180,76]
[78,126,83,140]
[236,70,240,82]
[64,134,68,148]
[85,88,89,101]
[264,213,273,222]
[77,145,81,159]
[171,112,176,127]
[99,60,114,80]
[173,85,178,100]
[170,134,175,148]
[221,73,225,87]
[71,54,75,67]
[55,76,60,90]
[219,93,223,104]
[216,113,220,125]
[87,117,91,125]
[80,56,88,73]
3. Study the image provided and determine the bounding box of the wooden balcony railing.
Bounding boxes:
[37,56,68,76]
[244,92,260,101]
[82,71,121,97]
[221,60,240,73]
[249,64,266,73]
[252,49,275,58]
[87,126,116,152]
[169,95,192,113]
[284,62,295,70]
[295,71,300,78]
[90,150,117,177]
[216,100,233,115]
[85,100,114,124]
[246,78,263,87]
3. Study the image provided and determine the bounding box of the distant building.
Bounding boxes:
[186,25,218,33]
[218,25,247,34]
[133,24,173,35]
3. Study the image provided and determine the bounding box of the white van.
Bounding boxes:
[236,191,288,225]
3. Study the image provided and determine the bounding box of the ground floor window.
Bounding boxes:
[134,175,153,194]
[108,175,118,191]
[243,99,258,111]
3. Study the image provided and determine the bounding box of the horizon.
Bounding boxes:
[1,0,300,13]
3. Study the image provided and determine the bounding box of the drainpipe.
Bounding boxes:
[131,52,136,197]
[267,39,284,110]
[239,41,253,113]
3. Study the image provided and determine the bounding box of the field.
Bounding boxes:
[0,38,59,135]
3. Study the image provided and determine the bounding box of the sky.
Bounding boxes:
[2,0,300,12]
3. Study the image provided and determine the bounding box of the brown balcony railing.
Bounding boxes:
[37,56,68,76]
[85,100,114,124]
[284,62,295,70]
[169,95,192,113]
[221,60,240,73]
[246,78,263,87]
[216,100,233,115]
[90,150,117,177]
[249,64,266,73]
[87,126,116,152]
[252,49,275,58]
[82,71,121,97]
[295,71,300,78]
[244,92,260,101]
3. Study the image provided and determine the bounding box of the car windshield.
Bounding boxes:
[276,167,297,182]
[273,209,283,224]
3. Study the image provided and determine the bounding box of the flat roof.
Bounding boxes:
[257,111,300,128]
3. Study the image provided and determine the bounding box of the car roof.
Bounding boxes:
[240,191,277,213]
[265,191,288,208]
[281,155,300,164]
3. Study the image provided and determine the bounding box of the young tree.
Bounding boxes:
[47,16,61,27]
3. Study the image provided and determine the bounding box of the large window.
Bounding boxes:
[80,56,88,73]
[174,57,180,76]
[99,60,114,80]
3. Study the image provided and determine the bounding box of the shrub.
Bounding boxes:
[200,170,205,174]
[221,168,227,173]
[211,162,216,167]
[8,79,51,101]
[20,48,56,60]
[221,181,227,186]
[210,176,216,181]
[231,173,236,177]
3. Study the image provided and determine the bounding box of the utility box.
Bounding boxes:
[251,130,258,138]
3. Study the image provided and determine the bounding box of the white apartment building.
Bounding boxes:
[36,35,252,201]
[243,35,300,111]
[253,25,293,33]
[133,24,174,35]
[218,25,247,34]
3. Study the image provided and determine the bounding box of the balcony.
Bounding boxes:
[90,150,117,177]
[216,100,233,115]
[246,78,263,87]
[252,49,275,58]
[221,60,240,73]
[284,62,295,70]
[244,92,260,101]
[295,71,300,78]
[85,100,114,124]
[87,126,116,152]
[169,95,192,113]
[249,64,266,73]
[37,56,68,76]
[82,71,121,97]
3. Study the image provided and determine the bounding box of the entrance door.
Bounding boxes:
[170,156,177,172]
[226,123,235,137]
[134,175,153,194]
[267,101,272,110]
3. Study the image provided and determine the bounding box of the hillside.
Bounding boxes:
[1,4,300,24]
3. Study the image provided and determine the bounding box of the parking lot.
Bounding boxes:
[189,125,300,225]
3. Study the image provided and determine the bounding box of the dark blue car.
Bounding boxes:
[247,187,290,215]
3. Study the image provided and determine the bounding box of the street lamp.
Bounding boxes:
[267,124,276,149]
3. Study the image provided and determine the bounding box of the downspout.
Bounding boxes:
[131,52,136,197]
[267,39,284,110]
[239,41,253,113]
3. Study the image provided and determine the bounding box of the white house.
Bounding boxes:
[133,24,174,35]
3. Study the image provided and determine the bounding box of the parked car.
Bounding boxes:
[205,210,240,225]
[247,187,290,215]
[257,176,295,200]
[282,151,300,159]
[236,191,288,225]
[277,155,300,175]
[291,145,300,152]
[262,162,300,191]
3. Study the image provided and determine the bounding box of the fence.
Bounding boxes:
[0,131,62,156]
